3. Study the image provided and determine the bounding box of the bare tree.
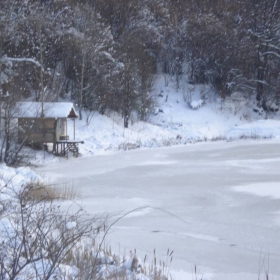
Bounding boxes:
[0,183,103,280]
[0,99,29,165]
[246,0,280,109]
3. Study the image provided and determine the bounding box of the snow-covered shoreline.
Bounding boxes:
[24,76,280,165]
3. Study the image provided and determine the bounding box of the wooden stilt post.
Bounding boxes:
[66,118,68,141]
[74,118,75,140]
[53,120,58,155]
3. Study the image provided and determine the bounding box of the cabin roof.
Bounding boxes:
[15,102,78,119]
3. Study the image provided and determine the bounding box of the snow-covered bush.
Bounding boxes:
[229,92,248,115]
[0,181,103,280]
[189,99,204,110]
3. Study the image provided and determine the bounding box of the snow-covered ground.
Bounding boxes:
[2,76,280,279]
[32,75,280,163]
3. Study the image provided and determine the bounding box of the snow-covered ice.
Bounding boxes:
[233,182,280,199]
[38,140,280,280]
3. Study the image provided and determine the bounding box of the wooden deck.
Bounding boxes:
[54,140,84,157]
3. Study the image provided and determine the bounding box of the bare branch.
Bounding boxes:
[1,56,41,67]
[261,51,280,59]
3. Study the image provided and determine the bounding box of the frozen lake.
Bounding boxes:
[38,141,280,280]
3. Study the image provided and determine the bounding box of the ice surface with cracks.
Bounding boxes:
[38,140,280,280]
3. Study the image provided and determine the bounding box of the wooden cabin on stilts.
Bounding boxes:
[15,102,83,157]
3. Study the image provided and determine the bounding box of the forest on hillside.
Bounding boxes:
[1,0,280,125]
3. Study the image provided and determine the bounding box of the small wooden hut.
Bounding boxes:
[15,102,82,156]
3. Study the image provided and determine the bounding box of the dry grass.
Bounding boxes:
[142,249,172,280]
[61,242,174,280]
[62,241,119,280]
[25,180,78,201]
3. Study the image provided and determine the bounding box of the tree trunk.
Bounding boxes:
[79,51,85,120]
[124,114,129,128]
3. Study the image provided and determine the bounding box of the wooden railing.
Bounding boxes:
[59,135,69,141]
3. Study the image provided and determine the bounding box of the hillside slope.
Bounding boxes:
[63,76,280,159]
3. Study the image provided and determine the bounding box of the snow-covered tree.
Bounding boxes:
[243,0,280,109]
[60,4,119,120]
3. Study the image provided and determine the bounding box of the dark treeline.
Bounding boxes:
[1,0,280,126]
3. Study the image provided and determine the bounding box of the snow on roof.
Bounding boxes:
[15,102,78,118]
